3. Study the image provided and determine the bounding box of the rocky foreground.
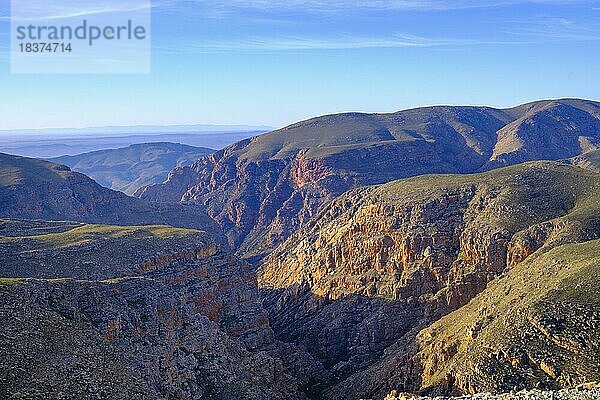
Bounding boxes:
[383,384,600,400]
[0,221,316,399]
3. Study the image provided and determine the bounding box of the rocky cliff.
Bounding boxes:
[257,162,600,398]
[0,221,319,399]
[331,240,600,399]
[137,99,600,259]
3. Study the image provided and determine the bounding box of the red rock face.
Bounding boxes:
[290,150,336,188]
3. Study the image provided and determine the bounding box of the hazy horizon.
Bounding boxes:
[2,96,600,133]
[0,126,272,158]
[0,124,276,136]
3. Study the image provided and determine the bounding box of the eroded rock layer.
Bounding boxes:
[0,222,317,399]
[257,162,600,398]
[330,240,600,399]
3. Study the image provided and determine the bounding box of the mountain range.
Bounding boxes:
[0,98,599,400]
[137,98,600,259]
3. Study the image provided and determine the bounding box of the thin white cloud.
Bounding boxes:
[153,13,600,54]
[3,0,594,22]
[162,0,597,13]
[4,0,594,21]
[10,1,152,21]
[507,15,600,41]
[154,33,522,54]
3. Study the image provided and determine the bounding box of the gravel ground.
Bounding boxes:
[383,385,600,400]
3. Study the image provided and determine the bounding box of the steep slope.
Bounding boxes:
[257,162,600,396]
[137,99,600,258]
[487,99,600,169]
[0,153,221,237]
[51,142,213,195]
[329,239,600,399]
[0,221,313,399]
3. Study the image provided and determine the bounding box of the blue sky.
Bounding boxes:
[0,0,599,130]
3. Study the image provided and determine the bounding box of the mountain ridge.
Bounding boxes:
[0,152,223,242]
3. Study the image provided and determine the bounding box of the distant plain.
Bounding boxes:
[0,125,272,158]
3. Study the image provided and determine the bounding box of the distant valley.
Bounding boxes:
[51,143,214,195]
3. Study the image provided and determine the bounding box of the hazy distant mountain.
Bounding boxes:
[138,98,600,258]
[50,143,214,195]
[0,124,274,137]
